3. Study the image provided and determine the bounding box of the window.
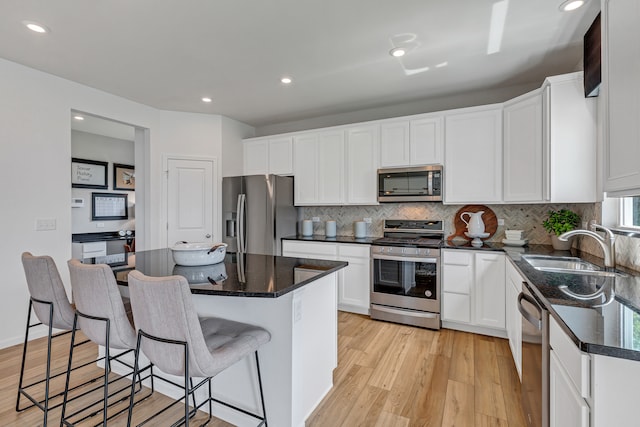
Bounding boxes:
[620,196,640,228]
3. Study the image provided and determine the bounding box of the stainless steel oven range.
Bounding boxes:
[370,219,443,330]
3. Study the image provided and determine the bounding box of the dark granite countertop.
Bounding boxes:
[442,242,640,360]
[73,231,135,243]
[282,235,377,245]
[504,245,640,361]
[103,248,347,298]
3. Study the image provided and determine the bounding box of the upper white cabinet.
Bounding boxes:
[503,91,544,202]
[294,130,345,205]
[243,136,294,176]
[294,125,378,206]
[380,114,443,167]
[603,0,640,196]
[346,125,379,204]
[543,73,597,203]
[503,72,596,203]
[444,105,503,204]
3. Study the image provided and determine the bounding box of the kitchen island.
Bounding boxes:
[103,248,348,427]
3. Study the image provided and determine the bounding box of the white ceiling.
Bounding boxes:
[0,0,599,129]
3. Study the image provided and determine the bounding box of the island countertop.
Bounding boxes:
[107,248,348,298]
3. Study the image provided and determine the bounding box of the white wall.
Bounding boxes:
[255,81,540,136]
[221,115,255,177]
[0,58,237,348]
[71,130,135,234]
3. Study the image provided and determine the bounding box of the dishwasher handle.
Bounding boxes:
[518,291,542,331]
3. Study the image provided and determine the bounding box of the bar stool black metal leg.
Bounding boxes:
[15,301,33,413]
[256,351,267,427]
[60,314,79,427]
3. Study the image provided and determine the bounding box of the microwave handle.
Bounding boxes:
[428,172,433,195]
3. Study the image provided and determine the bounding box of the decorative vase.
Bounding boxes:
[551,234,572,251]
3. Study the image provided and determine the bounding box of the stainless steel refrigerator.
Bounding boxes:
[222,175,298,256]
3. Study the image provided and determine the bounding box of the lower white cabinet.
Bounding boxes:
[505,260,523,379]
[441,249,505,336]
[549,351,590,427]
[282,240,370,314]
[549,316,590,427]
[72,241,107,260]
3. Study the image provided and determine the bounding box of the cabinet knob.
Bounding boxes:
[205,234,212,239]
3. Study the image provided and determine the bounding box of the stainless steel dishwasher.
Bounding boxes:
[518,281,549,427]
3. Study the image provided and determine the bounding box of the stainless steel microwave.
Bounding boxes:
[378,165,443,202]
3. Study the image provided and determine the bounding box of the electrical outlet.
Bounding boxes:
[35,218,56,231]
[96,222,105,228]
[363,218,372,224]
[312,217,320,222]
[497,218,505,226]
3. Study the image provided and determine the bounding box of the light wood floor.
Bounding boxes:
[307,313,527,427]
[0,313,526,426]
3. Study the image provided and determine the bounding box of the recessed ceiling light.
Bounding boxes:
[73,115,84,121]
[559,0,585,11]
[435,61,449,68]
[281,77,292,84]
[23,21,49,33]
[201,97,212,103]
[389,48,406,58]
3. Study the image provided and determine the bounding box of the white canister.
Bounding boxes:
[354,221,366,238]
[302,220,313,236]
[325,220,337,237]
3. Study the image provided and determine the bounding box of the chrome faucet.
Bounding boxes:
[558,224,616,268]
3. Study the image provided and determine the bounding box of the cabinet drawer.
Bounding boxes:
[550,316,590,399]
[442,250,473,266]
[282,241,337,257]
[337,244,370,258]
[83,241,107,253]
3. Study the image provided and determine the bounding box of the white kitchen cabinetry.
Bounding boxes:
[444,106,503,204]
[441,249,506,336]
[72,241,107,260]
[503,72,596,203]
[293,131,344,205]
[549,351,590,427]
[346,125,379,204]
[379,114,443,168]
[505,259,523,379]
[542,73,597,202]
[294,125,378,206]
[243,136,294,176]
[282,240,370,314]
[549,316,590,427]
[603,0,640,196]
[503,91,544,202]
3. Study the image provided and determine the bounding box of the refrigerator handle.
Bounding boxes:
[238,194,247,253]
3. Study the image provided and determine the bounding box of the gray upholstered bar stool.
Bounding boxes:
[61,259,153,426]
[18,252,97,427]
[126,270,271,427]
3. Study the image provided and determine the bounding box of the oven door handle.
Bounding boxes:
[372,255,438,263]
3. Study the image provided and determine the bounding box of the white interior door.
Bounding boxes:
[167,158,215,245]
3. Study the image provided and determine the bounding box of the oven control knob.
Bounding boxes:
[425,290,433,297]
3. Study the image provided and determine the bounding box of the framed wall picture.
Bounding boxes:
[113,163,135,191]
[71,158,108,189]
[91,192,128,220]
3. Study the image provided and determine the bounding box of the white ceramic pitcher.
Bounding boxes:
[460,211,485,234]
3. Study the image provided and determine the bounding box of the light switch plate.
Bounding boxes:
[35,218,56,231]
[497,218,505,226]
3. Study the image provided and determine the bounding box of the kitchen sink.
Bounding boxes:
[521,254,625,278]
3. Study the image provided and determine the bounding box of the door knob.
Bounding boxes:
[205,234,212,238]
